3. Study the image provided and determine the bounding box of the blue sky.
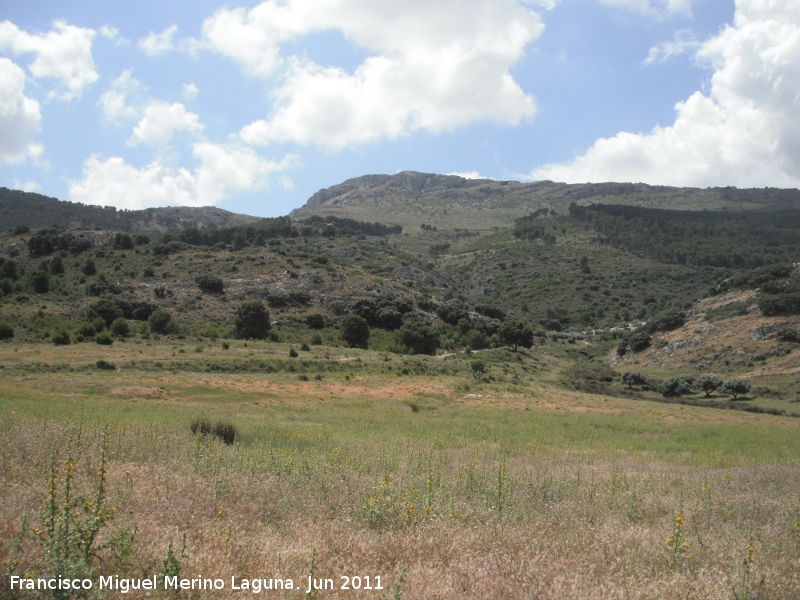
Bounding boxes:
[1,0,798,218]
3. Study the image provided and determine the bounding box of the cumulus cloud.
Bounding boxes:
[97,69,144,124]
[644,28,700,64]
[199,0,540,149]
[530,0,800,188]
[0,20,98,100]
[69,143,297,209]
[598,0,693,18]
[447,171,493,180]
[0,58,42,163]
[182,82,199,101]
[128,101,204,146]
[137,25,178,56]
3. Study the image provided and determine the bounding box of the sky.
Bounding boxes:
[0,0,798,218]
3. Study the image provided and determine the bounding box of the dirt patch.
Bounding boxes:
[110,386,166,399]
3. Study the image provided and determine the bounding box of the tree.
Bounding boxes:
[398,321,439,355]
[49,255,64,275]
[627,332,652,353]
[468,359,487,380]
[696,375,723,397]
[720,379,751,400]
[340,314,370,349]
[235,301,271,339]
[658,376,693,398]
[52,330,70,346]
[232,231,248,251]
[0,259,17,280]
[0,322,14,339]
[498,320,533,351]
[148,309,175,335]
[621,372,648,389]
[306,314,325,329]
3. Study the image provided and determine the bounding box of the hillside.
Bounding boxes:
[0,187,260,236]
[290,171,800,230]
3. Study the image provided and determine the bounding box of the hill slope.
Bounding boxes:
[290,171,800,230]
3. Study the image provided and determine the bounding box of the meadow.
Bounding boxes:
[1,339,799,599]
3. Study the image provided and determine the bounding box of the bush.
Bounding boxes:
[95,331,113,345]
[29,270,49,294]
[0,322,14,339]
[110,317,130,338]
[88,298,123,328]
[52,330,70,346]
[190,417,213,435]
[195,275,224,294]
[498,320,534,351]
[289,348,298,358]
[644,309,685,333]
[234,301,271,340]
[398,321,439,355]
[627,332,652,353]
[96,359,116,370]
[306,314,325,329]
[82,259,96,276]
[213,422,237,445]
[468,359,487,380]
[0,259,17,281]
[340,314,370,349]
[300,342,310,351]
[148,310,175,335]
[777,327,800,343]
[310,333,323,345]
[49,255,64,275]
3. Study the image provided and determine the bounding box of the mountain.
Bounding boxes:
[0,187,260,236]
[290,171,800,230]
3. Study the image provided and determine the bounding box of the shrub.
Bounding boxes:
[110,317,130,338]
[49,255,64,275]
[644,309,685,333]
[96,359,116,370]
[0,322,14,339]
[29,270,49,294]
[300,342,310,351]
[627,331,652,353]
[82,259,96,276]
[234,301,271,340]
[190,417,212,435]
[777,327,800,343]
[498,320,534,351]
[289,348,298,358]
[340,314,370,349]
[88,298,123,328]
[468,359,487,380]
[95,331,113,345]
[398,321,440,355]
[148,310,175,335]
[52,330,70,346]
[213,422,237,445]
[195,275,224,294]
[0,259,17,280]
[310,334,323,345]
[306,314,325,329]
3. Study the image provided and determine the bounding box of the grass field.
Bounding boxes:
[1,340,799,599]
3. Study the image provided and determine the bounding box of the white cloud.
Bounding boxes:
[0,20,98,100]
[129,101,204,146]
[13,179,41,192]
[530,0,800,188]
[182,82,199,101]
[98,25,118,40]
[137,25,178,56]
[200,0,540,149]
[98,69,143,124]
[644,28,700,64]
[0,57,42,164]
[447,171,493,180]
[598,0,693,18]
[69,143,296,209]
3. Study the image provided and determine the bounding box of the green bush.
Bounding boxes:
[88,298,123,328]
[234,301,271,340]
[96,359,116,370]
[398,321,439,355]
[195,275,224,294]
[340,315,370,349]
[148,310,176,335]
[52,330,71,345]
[0,322,14,339]
[95,331,113,345]
[110,317,130,338]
